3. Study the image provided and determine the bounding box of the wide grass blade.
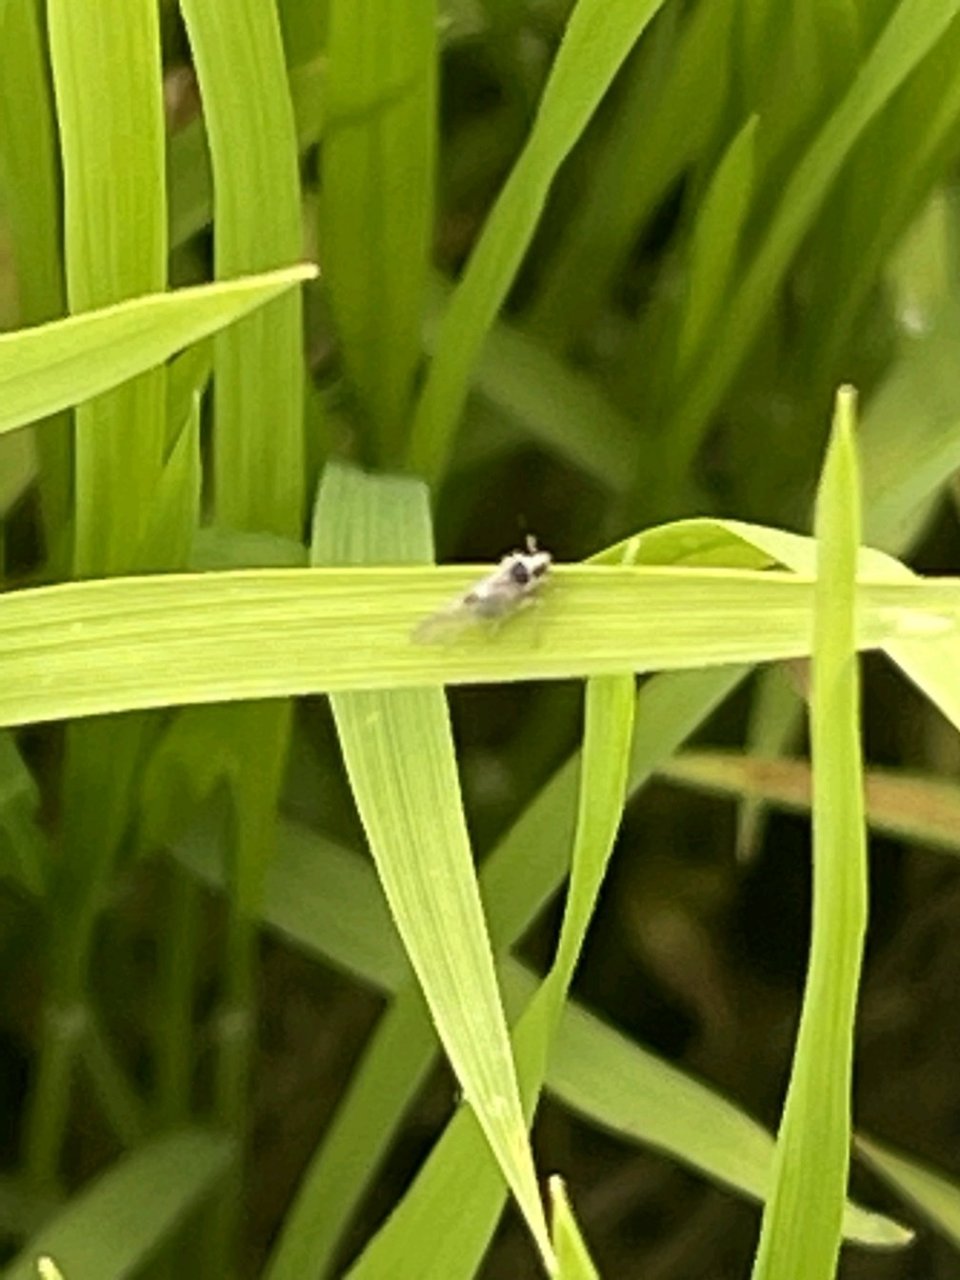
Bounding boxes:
[180,0,305,538]
[0,562,956,728]
[0,557,957,728]
[0,0,70,557]
[24,0,170,1204]
[48,0,167,576]
[316,462,554,1270]
[750,388,868,1279]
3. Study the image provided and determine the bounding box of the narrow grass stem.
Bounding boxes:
[23,998,86,1194]
[154,866,202,1127]
[79,1018,145,1148]
[203,906,257,1275]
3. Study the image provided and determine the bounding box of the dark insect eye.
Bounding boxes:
[510,562,531,585]
[531,560,547,578]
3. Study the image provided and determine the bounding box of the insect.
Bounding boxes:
[413,535,553,642]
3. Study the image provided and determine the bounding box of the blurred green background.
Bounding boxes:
[2,0,960,1276]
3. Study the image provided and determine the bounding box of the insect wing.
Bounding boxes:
[412,597,479,644]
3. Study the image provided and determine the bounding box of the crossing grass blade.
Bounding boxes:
[526,0,735,349]
[0,266,315,438]
[263,664,750,1279]
[173,711,908,1269]
[47,0,168,577]
[857,1133,960,1249]
[179,0,304,538]
[660,751,960,858]
[23,0,172,1205]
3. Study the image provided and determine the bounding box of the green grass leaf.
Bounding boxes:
[674,115,758,381]
[314,461,555,1271]
[0,562,957,727]
[168,56,325,252]
[48,0,167,576]
[2,1130,233,1280]
[550,1177,599,1280]
[262,665,750,1279]
[426,278,641,492]
[407,0,669,484]
[347,672,634,1280]
[661,0,960,493]
[180,0,305,538]
[750,388,868,1280]
[0,266,315,440]
[0,0,70,554]
[857,1133,960,1250]
[660,751,960,859]
[323,0,436,463]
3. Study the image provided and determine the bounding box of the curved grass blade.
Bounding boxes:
[406,0,668,484]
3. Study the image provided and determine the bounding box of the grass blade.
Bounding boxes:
[0,563,956,728]
[180,0,305,538]
[750,387,867,1279]
[165,9,307,1267]
[660,0,960,498]
[347,673,634,1280]
[323,0,436,463]
[24,0,169,1202]
[0,267,315,439]
[315,462,554,1270]
[550,1177,599,1280]
[661,751,960,858]
[3,1131,232,1280]
[857,1133,960,1249]
[406,0,668,484]
[264,665,747,1277]
[48,0,167,576]
[0,0,70,559]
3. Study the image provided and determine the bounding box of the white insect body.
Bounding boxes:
[414,536,552,642]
